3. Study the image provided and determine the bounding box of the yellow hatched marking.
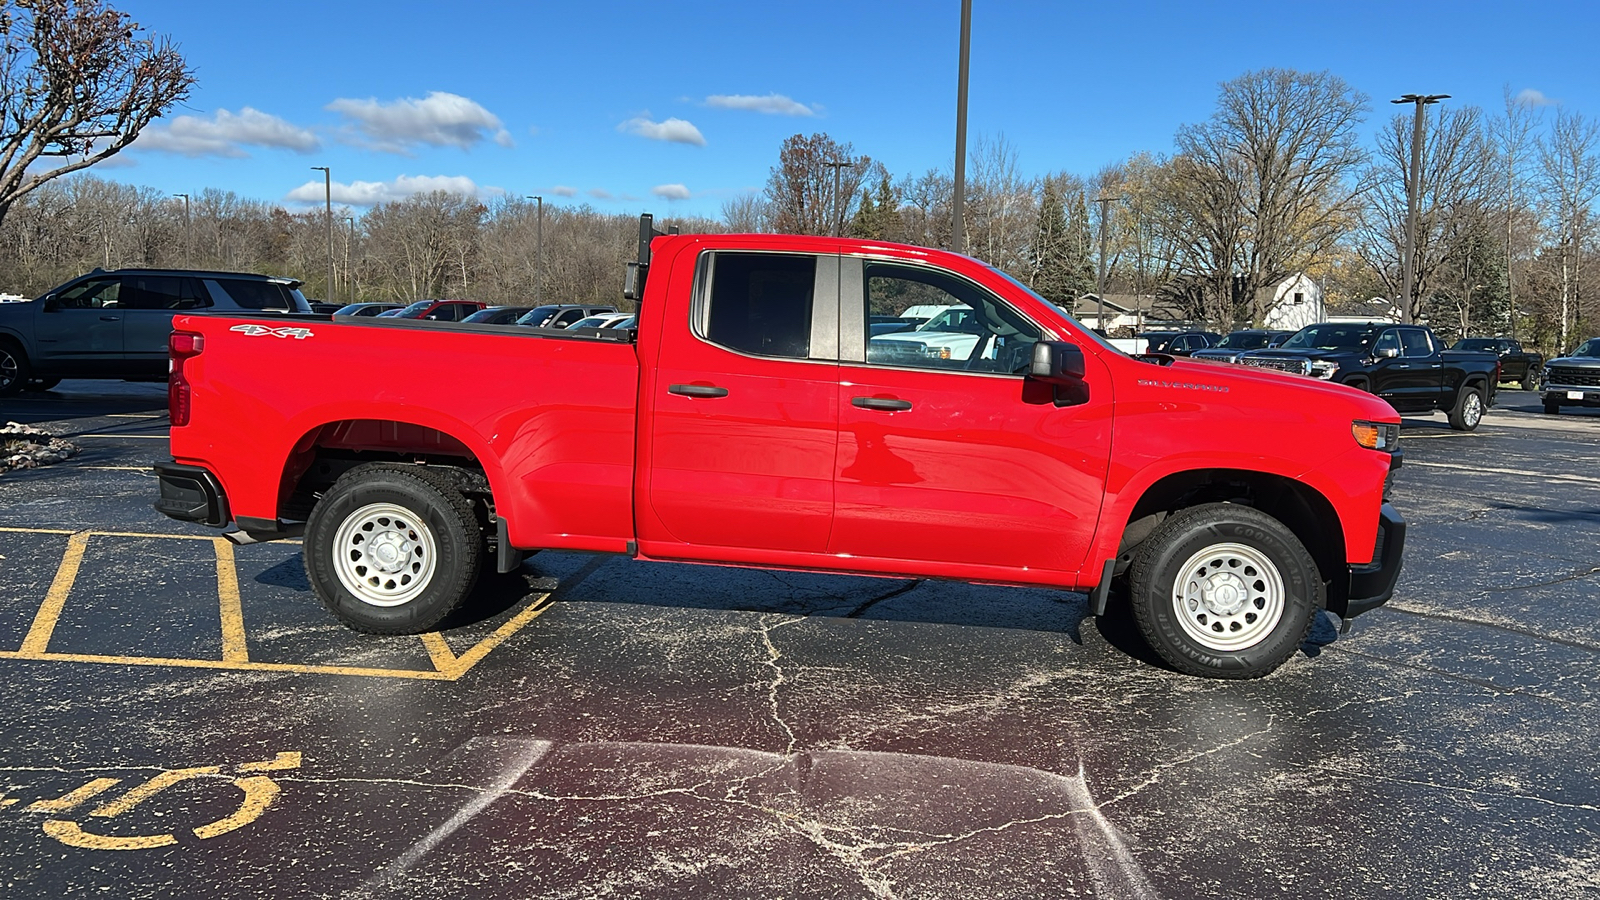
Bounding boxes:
[19,532,90,656]
[214,538,248,663]
[26,778,123,813]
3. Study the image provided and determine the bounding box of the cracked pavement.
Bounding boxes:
[0,383,1598,898]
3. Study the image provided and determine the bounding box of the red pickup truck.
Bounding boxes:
[154,218,1405,679]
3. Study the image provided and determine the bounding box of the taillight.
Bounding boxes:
[169,331,204,426]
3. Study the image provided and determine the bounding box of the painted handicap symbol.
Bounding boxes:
[17,752,300,850]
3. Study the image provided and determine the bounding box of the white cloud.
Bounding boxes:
[137,107,319,157]
[1516,88,1556,107]
[326,91,514,153]
[652,183,691,200]
[706,93,818,117]
[588,188,614,200]
[550,185,578,197]
[619,116,706,146]
[285,174,494,207]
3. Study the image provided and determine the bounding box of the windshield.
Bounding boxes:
[1573,339,1600,357]
[1281,325,1375,351]
[986,267,1122,354]
[393,301,434,319]
[918,308,976,332]
[1216,332,1269,350]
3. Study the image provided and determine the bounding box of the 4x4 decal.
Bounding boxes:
[230,324,313,340]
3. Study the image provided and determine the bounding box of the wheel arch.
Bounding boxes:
[1113,468,1347,615]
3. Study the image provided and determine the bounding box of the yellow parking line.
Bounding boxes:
[214,539,249,663]
[419,633,459,673]
[0,525,75,535]
[19,532,89,656]
[0,649,457,680]
[433,596,557,678]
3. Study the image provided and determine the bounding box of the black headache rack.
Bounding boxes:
[622,213,678,303]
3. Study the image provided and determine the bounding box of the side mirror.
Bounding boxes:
[1029,340,1085,384]
[1374,347,1400,359]
[41,294,60,312]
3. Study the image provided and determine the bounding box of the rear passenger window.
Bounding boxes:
[126,276,208,310]
[1401,330,1434,357]
[208,279,293,310]
[700,253,815,359]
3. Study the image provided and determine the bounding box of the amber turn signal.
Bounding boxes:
[1352,420,1400,452]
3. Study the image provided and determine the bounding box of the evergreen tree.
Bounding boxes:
[1066,189,1096,297]
[1030,178,1074,303]
[849,189,878,238]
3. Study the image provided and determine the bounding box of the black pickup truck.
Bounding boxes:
[1452,337,1543,391]
[1236,323,1500,431]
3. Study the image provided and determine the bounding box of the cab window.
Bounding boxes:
[1374,330,1401,356]
[862,262,1039,374]
[53,278,121,309]
[698,252,815,359]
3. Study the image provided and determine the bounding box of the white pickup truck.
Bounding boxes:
[868,305,986,363]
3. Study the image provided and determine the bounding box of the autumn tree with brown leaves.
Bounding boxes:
[0,0,193,228]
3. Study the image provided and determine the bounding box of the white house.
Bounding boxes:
[1073,274,1327,333]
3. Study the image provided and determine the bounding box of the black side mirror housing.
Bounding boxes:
[1030,340,1085,384]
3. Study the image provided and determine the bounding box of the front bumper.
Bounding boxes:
[1345,502,1406,618]
[153,461,229,527]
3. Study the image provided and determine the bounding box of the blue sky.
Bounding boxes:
[102,0,1600,219]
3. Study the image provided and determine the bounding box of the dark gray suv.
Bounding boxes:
[0,268,311,395]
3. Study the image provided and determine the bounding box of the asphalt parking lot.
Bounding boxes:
[1,382,1598,899]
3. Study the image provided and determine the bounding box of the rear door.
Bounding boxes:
[831,258,1112,574]
[32,276,125,374]
[123,275,209,374]
[645,250,839,554]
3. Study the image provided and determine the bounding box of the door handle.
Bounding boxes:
[668,383,729,398]
[852,396,913,412]
[100,316,120,321]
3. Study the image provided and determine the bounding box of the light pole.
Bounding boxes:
[951,0,972,253]
[173,193,190,267]
[823,160,854,237]
[525,195,543,306]
[1093,195,1121,331]
[311,166,334,304]
[1392,93,1449,324]
[343,216,355,304]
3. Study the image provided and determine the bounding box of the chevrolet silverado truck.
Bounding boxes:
[1452,337,1543,391]
[1233,322,1500,431]
[153,218,1405,680]
[1539,337,1600,414]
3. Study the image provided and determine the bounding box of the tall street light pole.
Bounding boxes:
[343,216,355,304]
[311,166,334,304]
[1094,195,1121,331]
[823,160,853,237]
[1392,93,1449,325]
[951,0,972,254]
[525,196,543,306]
[173,193,190,267]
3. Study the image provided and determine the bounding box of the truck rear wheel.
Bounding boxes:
[1448,384,1484,431]
[304,464,482,634]
[0,342,30,397]
[1127,503,1321,679]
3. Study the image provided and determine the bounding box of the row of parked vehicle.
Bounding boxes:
[326,299,636,331]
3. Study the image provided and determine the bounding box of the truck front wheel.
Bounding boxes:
[1127,503,1321,679]
[305,464,483,634]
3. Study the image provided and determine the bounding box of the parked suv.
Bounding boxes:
[514,304,617,329]
[0,268,311,395]
[380,299,486,322]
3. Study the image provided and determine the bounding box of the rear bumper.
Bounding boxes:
[153,461,229,528]
[1345,502,1406,618]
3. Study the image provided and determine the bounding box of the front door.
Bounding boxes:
[32,276,124,374]
[122,274,210,375]
[832,259,1112,575]
[645,250,840,555]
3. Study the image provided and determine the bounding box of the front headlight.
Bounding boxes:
[1352,420,1400,452]
[1310,360,1341,379]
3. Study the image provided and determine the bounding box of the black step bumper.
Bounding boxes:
[153,461,229,528]
[1345,502,1406,618]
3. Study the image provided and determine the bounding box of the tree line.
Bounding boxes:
[2,67,1598,354]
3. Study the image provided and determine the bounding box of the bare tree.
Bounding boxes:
[1162,69,1369,328]
[720,192,769,232]
[362,191,485,302]
[1537,109,1600,347]
[1356,104,1495,324]
[0,0,194,228]
[963,133,1034,271]
[1490,86,1545,336]
[763,133,869,236]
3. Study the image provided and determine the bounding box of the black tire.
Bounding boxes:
[304,463,483,634]
[0,341,30,397]
[1521,370,1537,392]
[1127,503,1322,679]
[1344,376,1372,394]
[1544,396,1561,415]
[1448,383,1485,431]
[23,377,61,392]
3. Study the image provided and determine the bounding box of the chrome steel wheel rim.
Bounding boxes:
[1172,542,1285,651]
[1463,392,1483,428]
[331,502,438,607]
